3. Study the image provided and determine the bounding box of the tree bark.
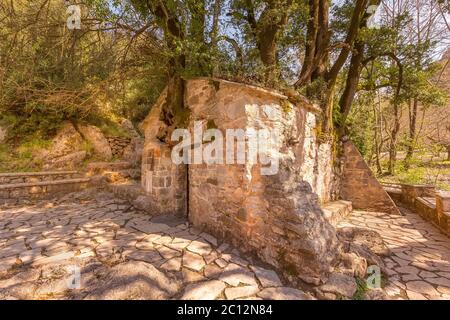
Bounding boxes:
[404,97,418,168]
[149,1,189,137]
[388,102,400,175]
[338,38,365,132]
[245,0,291,85]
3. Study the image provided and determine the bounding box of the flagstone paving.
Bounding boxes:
[338,207,450,300]
[0,191,313,300]
[2,190,450,300]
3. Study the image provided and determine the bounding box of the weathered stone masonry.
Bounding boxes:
[141,79,340,283]
[340,141,400,215]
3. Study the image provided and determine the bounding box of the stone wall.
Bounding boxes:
[0,171,80,184]
[141,79,340,283]
[340,141,400,214]
[0,171,90,205]
[385,184,450,237]
[107,136,132,157]
[141,89,187,216]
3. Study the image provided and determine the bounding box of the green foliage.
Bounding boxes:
[0,137,52,172]
[352,277,369,300]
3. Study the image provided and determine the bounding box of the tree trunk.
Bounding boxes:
[404,97,418,168]
[388,102,400,175]
[257,26,279,85]
[311,0,329,81]
[373,100,383,174]
[338,39,365,133]
[150,1,189,139]
[299,0,319,85]
[211,0,221,48]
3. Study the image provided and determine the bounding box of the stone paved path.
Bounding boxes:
[339,207,450,300]
[0,190,313,300]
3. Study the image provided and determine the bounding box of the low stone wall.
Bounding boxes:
[385,184,450,237]
[0,178,91,205]
[340,141,400,214]
[0,171,80,184]
[107,136,132,157]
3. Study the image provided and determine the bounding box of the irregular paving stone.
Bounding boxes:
[224,286,260,300]
[230,255,249,267]
[402,274,421,282]
[186,240,212,256]
[85,261,180,300]
[219,263,258,287]
[250,265,282,287]
[199,233,218,246]
[153,236,173,245]
[130,222,171,234]
[183,251,206,272]
[407,290,427,300]
[123,249,163,264]
[204,264,222,279]
[424,277,450,287]
[319,273,357,298]
[135,240,155,251]
[182,268,206,283]
[436,286,450,295]
[257,287,313,300]
[406,281,440,296]
[0,268,41,299]
[204,251,218,265]
[181,280,226,300]
[157,246,181,260]
[215,258,228,269]
[396,266,420,274]
[166,240,191,251]
[161,258,182,272]
[419,271,437,278]
[35,278,71,298]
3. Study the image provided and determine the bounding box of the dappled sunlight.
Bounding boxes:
[338,207,450,300]
[0,190,312,300]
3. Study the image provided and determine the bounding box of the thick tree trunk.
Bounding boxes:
[257,26,278,85]
[149,1,190,139]
[299,0,319,85]
[244,0,291,86]
[338,40,365,132]
[210,0,221,48]
[311,0,329,81]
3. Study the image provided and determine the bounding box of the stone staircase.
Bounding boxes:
[85,161,154,214]
[86,161,141,185]
[321,200,353,227]
[0,160,143,206]
[0,171,90,205]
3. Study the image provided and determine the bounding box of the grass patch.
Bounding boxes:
[352,277,369,300]
[378,155,450,191]
[0,137,52,172]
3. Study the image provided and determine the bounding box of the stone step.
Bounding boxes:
[321,200,353,227]
[107,182,153,214]
[0,171,82,184]
[0,178,91,190]
[0,178,91,204]
[102,169,141,183]
[85,161,134,174]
